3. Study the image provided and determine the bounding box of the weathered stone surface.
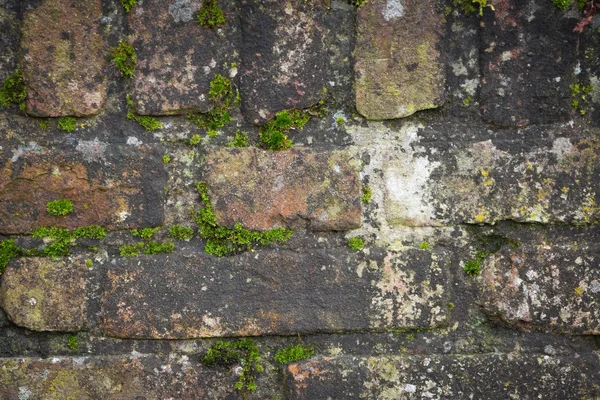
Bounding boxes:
[101,249,449,339]
[479,0,577,126]
[130,0,238,115]
[0,257,88,331]
[204,147,361,231]
[0,355,242,399]
[21,0,106,117]
[0,1,20,82]
[0,145,166,234]
[350,124,599,227]
[285,353,600,399]
[239,0,330,124]
[478,241,600,334]
[355,0,445,120]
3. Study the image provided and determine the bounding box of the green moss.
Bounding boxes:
[336,117,345,126]
[202,339,263,394]
[121,0,137,12]
[143,241,174,255]
[0,240,23,274]
[0,70,26,109]
[131,227,160,240]
[112,41,136,79]
[570,83,593,116]
[190,134,202,145]
[195,182,293,256]
[418,241,431,250]
[552,0,571,9]
[67,335,78,350]
[188,74,235,136]
[46,199,73,216]
[226,130,249,147]
[453,0,494,15]
[274,344,314,364]
[348,0,369,6]
[39,120,50,130]
[126,94,162,131]
[259,109,309,151]
[163,155,171,164]
[464,257,483,277]
[72,226,107,240]
[462,95,473,106]
[196,0,226,29]
[57,117,77,133]
[119,243,144,257]
[85,259,93,268]
[32,225,105,258]
[168,226,194,241]
[348,237,364,250]
[447,302,455,310]
[361,186,372,203]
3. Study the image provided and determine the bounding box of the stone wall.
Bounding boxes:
[0,0,599,398]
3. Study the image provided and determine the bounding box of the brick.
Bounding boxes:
[130,0,238,115]
[479,0,577,126]
[285,353,600,399]
[355,0,445,120]
[478,241,600,334]
[21,0,106,117]
[0,355,241,399]
[0,146,166,234]
[204,147,361,231]
[100,249,449,339]
[239,0,330,124]
[0,257,88,331]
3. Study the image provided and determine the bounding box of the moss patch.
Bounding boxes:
[0,70,26,110]
[188,74,236,137]
[196,0,226,29]
[226,130,249,147]
[112,40,137,79]
[195,182,293,256]
[168,226,194,241]
[121,0,137,13]
[348,237,364,250]
[0,240,24,274]
[274,344,314,364]
[57,117,77,132]
[201,339,263,394]
[31,226,106,258]
[126,95,162,131]
[46,199,73,216]
[453,0,494,15]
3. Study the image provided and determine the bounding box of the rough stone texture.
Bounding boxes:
[21,0,106,117]
[350,124,599,227]
[0,146,166,234]
[478,241,600,334]
[130,0,239,115]
[0,355,242,399]
[203,147,361,231]
[239,0,330,124]
[285,353,600,399]
[101,249,449,339]
[0,257,88,332]
[355,0,445,120]
[479,0,578,127]
[0,1,19,83]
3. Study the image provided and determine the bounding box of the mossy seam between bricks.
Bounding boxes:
[195,182,293,256]
[0,70,26,111]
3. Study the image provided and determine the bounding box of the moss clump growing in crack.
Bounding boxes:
[168,226,194,241]
[126,95,162,131]
[39,120,50,130]
[418,241,431,250]
[0,70,26,110]
[143,241,175,255]
[131,227,160,240]
[274,344,314,364]
[188,74,236,136]
[348,0,369,6]
[163,155,171,164]
[190,134,202,146]
[201,339,263,394]
[67,335,79,350]
[195,182,293,256]
[453,0,494,15]
[57,117,77,132]
[570,83,593,116]
[463,232,520,277]
[112,41,136,79]
[196,0,226,29]
[361,186,372,203]
[121,0,137,13]
[31,226,106,258]
[259,110,309,151]
[46,199,73,216]
[0,240,24,274]
[348,237,364,250]
[119,243,144,257]
[121,227,174,257]
[226,130,249,147]
[464,252,485,277]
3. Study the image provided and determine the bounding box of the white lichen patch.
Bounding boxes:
[76,138,108,164]
[383,0,404,20]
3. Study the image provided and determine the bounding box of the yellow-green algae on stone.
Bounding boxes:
[0,257,88,331]
[355,0,445,120]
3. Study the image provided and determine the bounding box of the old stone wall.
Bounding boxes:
[0,0,599,398]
